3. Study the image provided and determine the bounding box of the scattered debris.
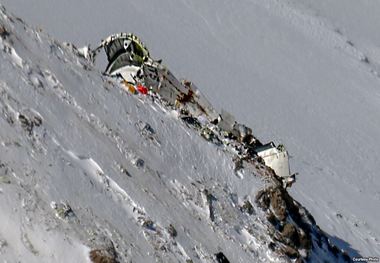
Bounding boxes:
[233,156,244,172]
[92,33,300,199]
[240,200,254,215]
[200,127,221,144]
[181,115,202,130]
[77,45,92,60]
[18,114,33,134]
[0,21,353,262]
[135,120,160,145]
[268,242,276,251]
[141,218,155,230]
[0,163,11,184]
[203,189,216,222]
[131,157,144,169]
[50,201,77,222]
[167,224,177,238]
[120,167,131,177]
[135,121,155,136]
[215,252,230,263]
[0,175,11,184]
[361,56,370,64]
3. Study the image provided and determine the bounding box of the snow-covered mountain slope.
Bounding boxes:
[0,5,355,263]
[2,0,378,258]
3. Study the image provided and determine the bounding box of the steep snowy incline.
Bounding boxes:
[2,0,378,257]
[0,6,354,263]
[290,0,380,70]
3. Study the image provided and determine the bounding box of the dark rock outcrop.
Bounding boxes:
[256,184,350,262]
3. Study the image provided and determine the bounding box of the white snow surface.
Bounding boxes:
[1,0,380,260]
[0,6,338,262]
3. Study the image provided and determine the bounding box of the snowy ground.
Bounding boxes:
[0,8,272,262]
[1,6,352,262]
[1,0,380,260]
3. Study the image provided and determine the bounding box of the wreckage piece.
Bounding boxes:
[174,81,220,121]
[255,142,295,186]
[96,33,296,187]
[93,33,149,83]
[97,33,220,122]
[97,33,189,99]
[102,33,149,67]
[217,109,258,146]
[218,109,235,133]
[151,60,189,104]
[186,81,220,121]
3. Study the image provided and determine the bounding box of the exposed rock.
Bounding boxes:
[89,248,118,263]
[269,188,287,221]
[255,181,352,261]
[267,212,278,226]
[255,189,270,210]
[328,243,340,257]
[18,113,42,135]
[0,24,9,38]
[281,223,299,247]
[342,252,351,262]
[280,245,299,259]
[256,185,315,261]
[298,229,312,250]
[19,114,33,135]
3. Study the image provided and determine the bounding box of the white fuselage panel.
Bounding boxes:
[257,147,290,178]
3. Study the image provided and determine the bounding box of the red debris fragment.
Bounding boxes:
[137,84,148,95]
